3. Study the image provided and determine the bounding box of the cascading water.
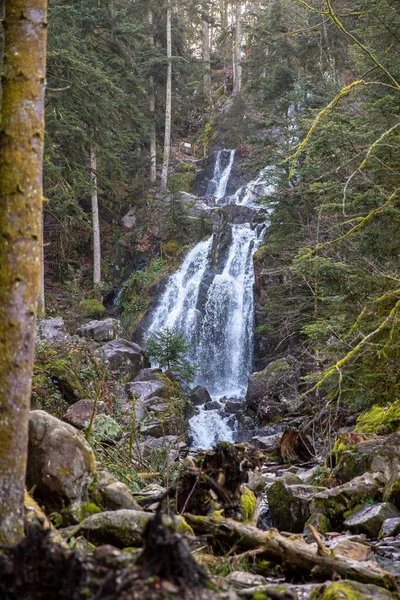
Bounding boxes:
[145,150,271,448]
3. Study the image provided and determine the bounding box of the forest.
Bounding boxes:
[0,0,400,599]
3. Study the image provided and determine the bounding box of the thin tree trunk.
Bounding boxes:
[0,0,48,546]
[233,1,242,93]
[39,208,45,313]
[202,1,211,99]
[160,0,172,193]
[90,144,101,287]
[149,8,157,184]
[219,0,229,93]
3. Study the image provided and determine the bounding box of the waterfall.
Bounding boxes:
[145,149,264,448]
[205,149,236,199]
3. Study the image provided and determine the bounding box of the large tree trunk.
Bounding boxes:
[233,1,242,94]
[160,0,172,193]
[0,0,48,546]
[202,1,211,99]
[149,8,157,184]
[90,144,101,287]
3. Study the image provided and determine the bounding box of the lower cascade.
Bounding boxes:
[145,150,270,448]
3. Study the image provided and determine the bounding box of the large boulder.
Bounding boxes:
[36,317,68,344]
[310,472,384,526]
[190,385,212,406]
[63,399,109,430]
[91,470,141,511]
[246,356,301,420]
[222,203,257,224]
[125,380,168,403]
[310,581,396,600]
[76,319,123,342]
[78,510,193,548]
[27,411,96,519]
[332,433,400,485]
[344,503,400,538]
[103,339,149,379]
[134,368,162,382]
[267,473,324,533]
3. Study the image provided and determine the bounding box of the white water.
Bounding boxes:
[145,150,269,448]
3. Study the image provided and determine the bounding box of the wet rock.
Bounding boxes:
[267,473,324,533]
[333,433,400,485]
[344,503,400,538]
[246,356,301,420]
[63,399,109,430]
[310,472,384,526]
[379,517,400,539]
[125,380,167,402]
[204,400,221,411]
[103,339,149,378]
[76,319,123,342]
[222,203,257,224]
[36,317,68,344]
[224,399,243,414]
[27,410,96,520]
[311,580,396,600]
[133,368,162,382]
[78,510,193,548]
[190,385,212,406]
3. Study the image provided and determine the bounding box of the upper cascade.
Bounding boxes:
[144,149,269,447]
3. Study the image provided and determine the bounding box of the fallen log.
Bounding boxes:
[184,514,398,591]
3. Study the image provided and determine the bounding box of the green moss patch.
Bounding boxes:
[356,400,400,435]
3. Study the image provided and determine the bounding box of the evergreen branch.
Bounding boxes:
[288,80,366,178]
[300,187,400,258]
[303,299,400,398]
[325,0,400,90]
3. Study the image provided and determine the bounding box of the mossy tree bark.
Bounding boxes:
[0,0,47,545]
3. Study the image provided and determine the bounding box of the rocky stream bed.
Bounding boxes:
[1,317,400,599]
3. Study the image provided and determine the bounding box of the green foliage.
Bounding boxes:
[81,299,105,318]
[117,258,170,332]
[145,327,198,385]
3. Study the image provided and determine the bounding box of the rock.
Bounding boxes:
[92,472,142,511]
[250,433,282,451]
[140,416,184,438]
[125,380,167,403]
[379,517,400,539]
[246,356,301,420]
[267,473,324,533]
[383,471,400,508]
[222,203,257,224]
[134,368,162,382]
[27,410,96,520]
[344,503,400,538]
[103,339,149,378]
[24,490,68,548]
[333,433,400,485]
[224,399,243,414]
[331,538,372,561]
[204,400,221,411]
[311,472,384,527]
[190,385,213,406]
[63,399,109,430]
[76,319,123,342]
[78,510,193,548]
[121,207,136,229]
[133,435,186,462]
[311,580,397,600]
[304,513,332,539]
[36,317,68,343]
[225,571,266,588]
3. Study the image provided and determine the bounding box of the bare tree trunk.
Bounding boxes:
[202,1,211,99]
[219,0,229,93]
[90,144,101,287]
[0,0,47,546]
[39,208,45,313]
[160,0,172,193]
[149,8,157,184]
[233,1,242,94]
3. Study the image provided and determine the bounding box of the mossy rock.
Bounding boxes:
[240,487,257,522]
[81,299,106,319]
[310,580,397,600]
[356,400,400,435]
[80,502,102,520]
